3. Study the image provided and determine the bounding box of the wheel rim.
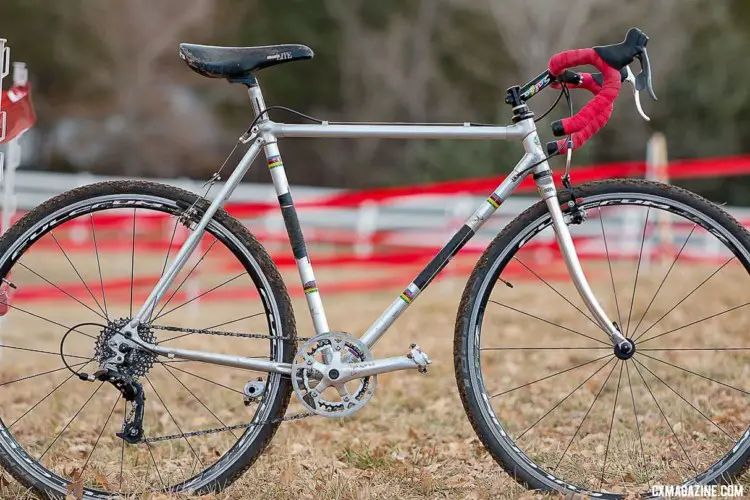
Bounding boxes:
[0,191,287,497]
[468,191,750,497]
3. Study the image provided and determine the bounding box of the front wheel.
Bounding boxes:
[455,179,750,497]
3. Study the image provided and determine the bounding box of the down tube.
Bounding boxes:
[359,153,538,349]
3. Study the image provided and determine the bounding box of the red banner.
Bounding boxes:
[1,83,36,144]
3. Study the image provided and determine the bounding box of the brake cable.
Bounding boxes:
[558,83,585,224]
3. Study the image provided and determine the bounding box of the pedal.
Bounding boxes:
[408,343,431,373]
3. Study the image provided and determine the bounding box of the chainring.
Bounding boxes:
[291,332,376,418]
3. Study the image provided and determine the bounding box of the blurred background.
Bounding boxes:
[1,0,750,202]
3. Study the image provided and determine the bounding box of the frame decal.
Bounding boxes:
[267,155,283,169]
[303,280,318,294]
[399,288,416,304]
[487,193,503,209]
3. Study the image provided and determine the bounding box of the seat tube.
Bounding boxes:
[248,84,330,335]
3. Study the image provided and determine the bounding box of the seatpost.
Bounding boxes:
[247,82,267,121]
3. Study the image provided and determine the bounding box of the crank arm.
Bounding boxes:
[336,347,431,383]
[145,343,293,376]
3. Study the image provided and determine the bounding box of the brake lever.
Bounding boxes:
[625,66,650,122]
[635,47,657,101]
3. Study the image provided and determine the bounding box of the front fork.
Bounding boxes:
[534,163,629,349]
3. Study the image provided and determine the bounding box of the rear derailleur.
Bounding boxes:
[93,368,146,444]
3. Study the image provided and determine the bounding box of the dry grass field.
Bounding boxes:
[0,230,749,500]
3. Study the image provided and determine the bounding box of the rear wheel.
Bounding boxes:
[455,179,750,497]
[0,181,295,498]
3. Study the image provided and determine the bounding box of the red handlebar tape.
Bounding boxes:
[548,48,621,153]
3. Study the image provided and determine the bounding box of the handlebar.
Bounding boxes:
[513,28,656,156]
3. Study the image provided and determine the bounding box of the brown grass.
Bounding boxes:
[0,244,748,499]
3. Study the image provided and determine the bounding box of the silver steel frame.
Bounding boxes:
[122,81,627,377]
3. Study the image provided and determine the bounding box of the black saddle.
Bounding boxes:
[179,43,313,83]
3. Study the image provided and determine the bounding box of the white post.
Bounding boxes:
[646,132,671,265]
[2,62,27,234]
[354,200,378,257]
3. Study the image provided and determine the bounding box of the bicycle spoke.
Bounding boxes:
[600,362,623,489]
[630,224,696,338]
[489,301,609,346]
[81,394,121,476]
[0,298,96,340]
[0,343,89,360]
[159,217,180,279]
[130,208,136,318]
[147,217,180,323]
[599,206,623,327]
[639,347,750,351]
[118,399,125,491]
[639,301,750,345]
[637,352,750,396]
[625,208,650,336]
[157,363,245,394]
[17,262,107,321]
[144,376,204,471]
[634,257,734,342]
[153,272,246,323]
[50,232,107,318]
[632,361,696,472]
[513,257,601,331]
[144,441,165,489]
[517,357,614,440]
[90,213,109,320]
[481,346,611,351]
[0,361,92,388]
[490,354,612,399]
[9,360,93,428]
[161,364,238,439]
[207,312,266,330]
[151,238,218,320]
[625,362,649,487]
[38,382,104,461]
[554,360,619,472]
[634,357,734,440]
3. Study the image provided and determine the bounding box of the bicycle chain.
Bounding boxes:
[151,324,311,343]
[137,325,314,443]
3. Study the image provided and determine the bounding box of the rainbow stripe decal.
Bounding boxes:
[303,281,318,294]
[487,193,502,209]
[267,155,283,169]
[399,288,416,304]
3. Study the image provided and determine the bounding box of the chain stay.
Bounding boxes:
[136,324,313,442]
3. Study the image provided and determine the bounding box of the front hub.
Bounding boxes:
[614,338,636,360]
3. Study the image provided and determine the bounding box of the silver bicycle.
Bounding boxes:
[0,27,748,498]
